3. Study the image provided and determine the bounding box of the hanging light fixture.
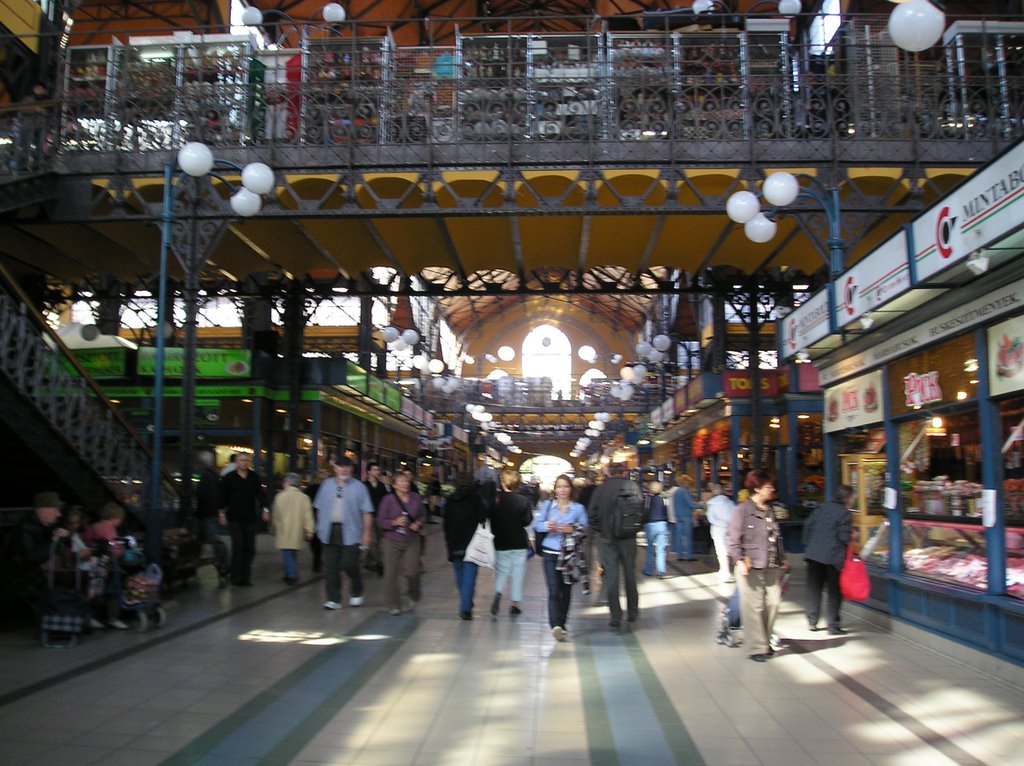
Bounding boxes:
[887,0,945,53]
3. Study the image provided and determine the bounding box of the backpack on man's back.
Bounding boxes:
[610,482,647,539]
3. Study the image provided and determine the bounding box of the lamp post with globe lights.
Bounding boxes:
[147,142,275,565]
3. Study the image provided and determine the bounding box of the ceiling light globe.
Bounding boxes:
[652,334,672,352]
[382,326,399,343]
[401,328,420,346]
[241,162,275,195]
[726,190,760,224]
[744,213,778,243]
[497,345,515,362]
[778,0,802,17]
[178,142,214,176]
[229,188,262,217]
[888,0,945,52]
[762,172,800,207]
[241,6,264,26]
[428,358,445,374]
[323,3,347,22]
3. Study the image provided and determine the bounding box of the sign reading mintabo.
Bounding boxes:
[138,348,253,379]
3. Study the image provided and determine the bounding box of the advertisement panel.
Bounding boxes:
[779,289,830,360]
[138,348,252,378]
[823,370,884,433]
[835,230,911,327]
[912,140,1024,281]
[69,347,127,378]
[989,313,1024,397]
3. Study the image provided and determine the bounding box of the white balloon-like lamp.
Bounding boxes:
[323,3,347,23]
[178,142,214,177]
[401,328,419,346]
[241,6,264,26]
[241,162,275,195]
[745,213,778,244]
[652,334,672,352]
[762,172,800,207]
[428,358,445,374]
[382,326,399,343]
[726,190,760,224]
[230,188,262,217]
[888,0,945,53]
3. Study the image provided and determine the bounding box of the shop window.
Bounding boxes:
[899,411,982,516]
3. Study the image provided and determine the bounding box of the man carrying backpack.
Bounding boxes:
[588,462,646,629]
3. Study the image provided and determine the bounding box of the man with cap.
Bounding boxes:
[312,455,375,610]
[5,492,69,615]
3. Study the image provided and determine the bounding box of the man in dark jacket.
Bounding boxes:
[443,472,487,620]
[587,463,643,629]
[6,492,69,614]
[217,452,270,586]
[194,450,229,585]
[363,462,389,574]
[803,484,854,635]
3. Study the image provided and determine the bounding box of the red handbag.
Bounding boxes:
[839,545,871,602]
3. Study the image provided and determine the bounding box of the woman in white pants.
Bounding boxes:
[488,468,534,617]
[705,483,737,584]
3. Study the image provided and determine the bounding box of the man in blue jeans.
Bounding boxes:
[671,480,700,561]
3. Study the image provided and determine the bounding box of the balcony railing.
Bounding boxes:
[3,14,1021,177]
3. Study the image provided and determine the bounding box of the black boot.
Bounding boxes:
[490,593,501,616]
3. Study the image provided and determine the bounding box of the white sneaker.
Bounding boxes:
[349,596,364,607]
[323,601,342,610]
[89,618,105,629]
[108,619,129,630]
[551,626,567,642]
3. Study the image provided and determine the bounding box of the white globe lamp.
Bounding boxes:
[778,0,802,17]
[633,364,648,379]
[241,162,275,195]
[229,188,262,217]
[497,345,515,362]
[620,366,636,382]
[745,213,778,244]
[323,3,347,22]
[726,190,760,224]
[241,5,264,26]
[763,172,800,207]
[428,358,445,374]
[178,142,214,177]
[888,0,945,53]
[401,328,419,346]
[382,326,400,343]
[652,334,672,352]
[636,341,652,358]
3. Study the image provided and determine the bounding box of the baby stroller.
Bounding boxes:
[714,583,786,650]
[110,537,167,632]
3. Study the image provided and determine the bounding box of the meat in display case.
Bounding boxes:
[902,519,988,589]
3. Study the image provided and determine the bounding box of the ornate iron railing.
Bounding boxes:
[0,278,177,517]
[0,13,1015,179]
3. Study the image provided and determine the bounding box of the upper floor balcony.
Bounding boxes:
[5,14,1024,179]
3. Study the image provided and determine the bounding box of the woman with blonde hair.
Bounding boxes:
[488,467,533,617]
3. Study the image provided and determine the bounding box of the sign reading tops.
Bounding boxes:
[913,139,1024,280]
[779,289,829,359]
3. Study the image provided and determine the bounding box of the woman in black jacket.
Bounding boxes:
[443,472,487,620]
[488,468,534,617]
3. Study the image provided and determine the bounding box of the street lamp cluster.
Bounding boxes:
[148,141,277,563]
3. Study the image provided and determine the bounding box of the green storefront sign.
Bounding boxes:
[346,361,368,393]
[138,347,253,378]
[68,347,128,378]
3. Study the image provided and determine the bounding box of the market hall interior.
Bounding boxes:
[2,534,1024,766]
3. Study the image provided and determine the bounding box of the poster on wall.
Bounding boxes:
[824,370,883,433]
[989,314,1024,397]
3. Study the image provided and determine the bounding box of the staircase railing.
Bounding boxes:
[0,262,178,518]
